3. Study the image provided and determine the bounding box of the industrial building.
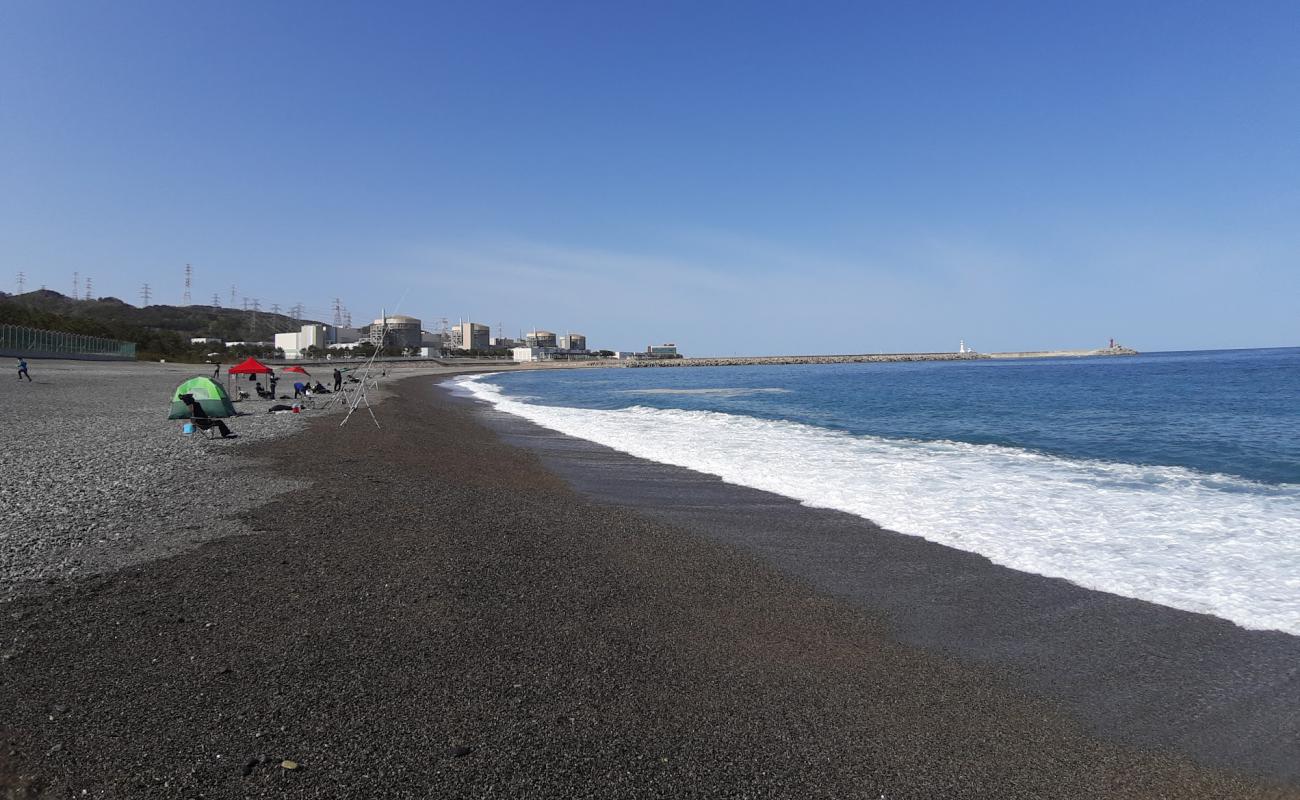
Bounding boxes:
[274,324,328,359]
[363,314,423,350]
[454,321,491,351]
[526,330,557,348]
[558,333,587,351]
[646,343,680,358]
[512,346,551,362]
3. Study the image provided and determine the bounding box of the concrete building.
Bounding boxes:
[558,333,587,351]
[492,336,521,349]
[363,314,423,350]
[273,324,328,359]
[421,330,448,351]
[646,343,680,358]
[512,346,556,362]
[455,321,491,351]
[526,330,557,348]
[330,326,362,345]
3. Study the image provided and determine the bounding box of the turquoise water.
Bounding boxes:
[456,349,1300,634]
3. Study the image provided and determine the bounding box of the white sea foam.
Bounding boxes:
[455,375,1300,636]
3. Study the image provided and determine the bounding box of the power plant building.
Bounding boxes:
[274,323,328,359]
[455,321,491,351]
[558,333,587,351]
[364,314,423,350]
[526,330,557,348]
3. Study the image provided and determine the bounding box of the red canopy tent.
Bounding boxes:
[281,366,310,375]
[228,357,274,377]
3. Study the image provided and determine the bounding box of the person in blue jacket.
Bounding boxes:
[17,357,31,382]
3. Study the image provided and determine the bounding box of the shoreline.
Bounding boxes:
[0,372,1294,797]
[464,381,1300,785]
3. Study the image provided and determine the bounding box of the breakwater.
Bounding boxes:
[627,346,1138,368]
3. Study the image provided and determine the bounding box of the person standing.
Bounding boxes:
[17,357,31,382]
[213,362,221,379]
[268,374,279,398]
[332,368,342,392]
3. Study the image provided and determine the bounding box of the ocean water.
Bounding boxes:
[453,348,1300,635]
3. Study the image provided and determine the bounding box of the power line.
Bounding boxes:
[183,263,193,305]
[140,283,152,306]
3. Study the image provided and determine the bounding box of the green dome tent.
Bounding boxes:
[168,376,237,420]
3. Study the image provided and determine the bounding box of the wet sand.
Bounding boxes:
[0,375,1295,798]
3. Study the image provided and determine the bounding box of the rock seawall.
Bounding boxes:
[628,347,1138,368]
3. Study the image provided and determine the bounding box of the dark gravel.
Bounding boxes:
[0,377,1293,798]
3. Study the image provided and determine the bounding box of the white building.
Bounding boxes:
[190,336,222,345]
[274,324,328,359]
[512,346,556,362]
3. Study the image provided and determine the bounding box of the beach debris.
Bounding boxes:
[280,759,299,770]
[447,745,473,758]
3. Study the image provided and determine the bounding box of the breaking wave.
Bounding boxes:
[454,375,1300,636]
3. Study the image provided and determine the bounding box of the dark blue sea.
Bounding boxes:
[454,348,1300,634]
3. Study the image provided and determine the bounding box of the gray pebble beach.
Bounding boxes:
[0,363,1295,798]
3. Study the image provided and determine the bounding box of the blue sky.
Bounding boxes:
[2,1,1297,355]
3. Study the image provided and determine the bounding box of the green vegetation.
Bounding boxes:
[0,290,309,362]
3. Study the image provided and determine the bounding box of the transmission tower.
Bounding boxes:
[183,263,193,305]
[141,283,152,305]
[332,297,343,327]
[73,271,80,298]
[270,303,281,315]
[230,284,238,306]
[212,293,221,308]
[342,307,352,328]
[250,298,260,340]
[84,277,93,300]
[16,272,25,293]
[290,302,304,323]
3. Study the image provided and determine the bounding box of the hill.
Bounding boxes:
[0,290,325,360]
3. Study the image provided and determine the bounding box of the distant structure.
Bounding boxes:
[454,321,490,351]
[646,343,679,359]
[363,314,422,350]
[958,340,975,354]
[140,283,151,306]
[16,272,25,293]
[183,263,192,305]
[558,333,587,351]
[83,277,92,301]
[274,324,328,359]
[526,330,557,348]
[512,346,550,363]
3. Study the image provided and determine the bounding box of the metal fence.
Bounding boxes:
[0,323,136,360]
